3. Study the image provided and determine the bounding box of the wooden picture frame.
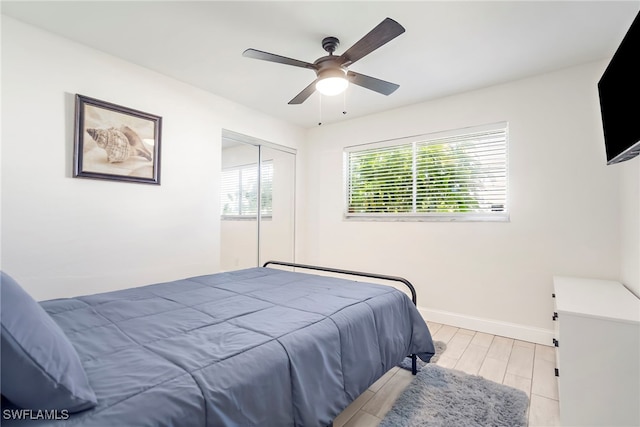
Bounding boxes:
[74,94,162,185]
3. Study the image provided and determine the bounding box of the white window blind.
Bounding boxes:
[221,162,273,217]
[346,123,508,220]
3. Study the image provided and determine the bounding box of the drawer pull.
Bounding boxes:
[553,338,559,347]
[555,368,559,377]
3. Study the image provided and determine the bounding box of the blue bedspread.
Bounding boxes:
[5,267,434,426]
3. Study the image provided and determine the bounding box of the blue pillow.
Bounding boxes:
[0,271,97,412]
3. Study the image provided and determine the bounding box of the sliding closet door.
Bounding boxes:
[220,140,259,270]
[258,146,295,266]
[220,131,295,271]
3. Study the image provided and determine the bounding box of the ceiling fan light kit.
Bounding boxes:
[315,69,349,96]
[243,17,405,108]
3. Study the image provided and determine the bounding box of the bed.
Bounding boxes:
[0,262,434,426]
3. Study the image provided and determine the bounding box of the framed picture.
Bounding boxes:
[74,94,162,185]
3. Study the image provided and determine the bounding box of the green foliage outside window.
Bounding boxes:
[348,143,481,214]
[416,143,480,213]
[348,145,413,213]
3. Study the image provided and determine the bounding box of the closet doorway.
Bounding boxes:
[220,130,295,270]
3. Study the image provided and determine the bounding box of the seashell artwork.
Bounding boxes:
[120,125,153,161]
[86,128,130,163]
[86,127,153,163]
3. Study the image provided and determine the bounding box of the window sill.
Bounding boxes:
[343,213,509,222]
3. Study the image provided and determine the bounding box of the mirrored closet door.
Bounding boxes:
[220,130,295,271]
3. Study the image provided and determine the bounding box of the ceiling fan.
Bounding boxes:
[242,18,405,105]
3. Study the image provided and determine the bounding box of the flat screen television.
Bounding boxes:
[598,10,640,165]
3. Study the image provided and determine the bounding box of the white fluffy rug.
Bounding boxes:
[379,364,529,427]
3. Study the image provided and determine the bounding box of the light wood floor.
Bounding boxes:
[334,321,560,427]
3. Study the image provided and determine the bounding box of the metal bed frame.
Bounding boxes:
[262,260,419,375]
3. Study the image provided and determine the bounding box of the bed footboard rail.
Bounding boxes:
[262,260,418,306]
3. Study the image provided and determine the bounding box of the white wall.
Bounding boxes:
[619,157,640,297]
[1,16,304,300]
[299,61,622,343]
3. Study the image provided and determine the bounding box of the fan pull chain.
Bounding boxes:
[343,90,348,116]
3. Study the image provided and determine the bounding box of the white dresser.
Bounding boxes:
[553,276,640,427]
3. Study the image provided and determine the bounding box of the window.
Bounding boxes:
[345,123,508,221]
[221,162,273,218]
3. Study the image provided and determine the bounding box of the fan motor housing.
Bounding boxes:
[314,56,348,79]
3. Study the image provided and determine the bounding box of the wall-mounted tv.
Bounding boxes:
[598,11,640,165]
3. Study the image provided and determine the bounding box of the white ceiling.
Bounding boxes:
[2,1,639,128]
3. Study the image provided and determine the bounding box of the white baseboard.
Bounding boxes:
[418,306,554,346]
